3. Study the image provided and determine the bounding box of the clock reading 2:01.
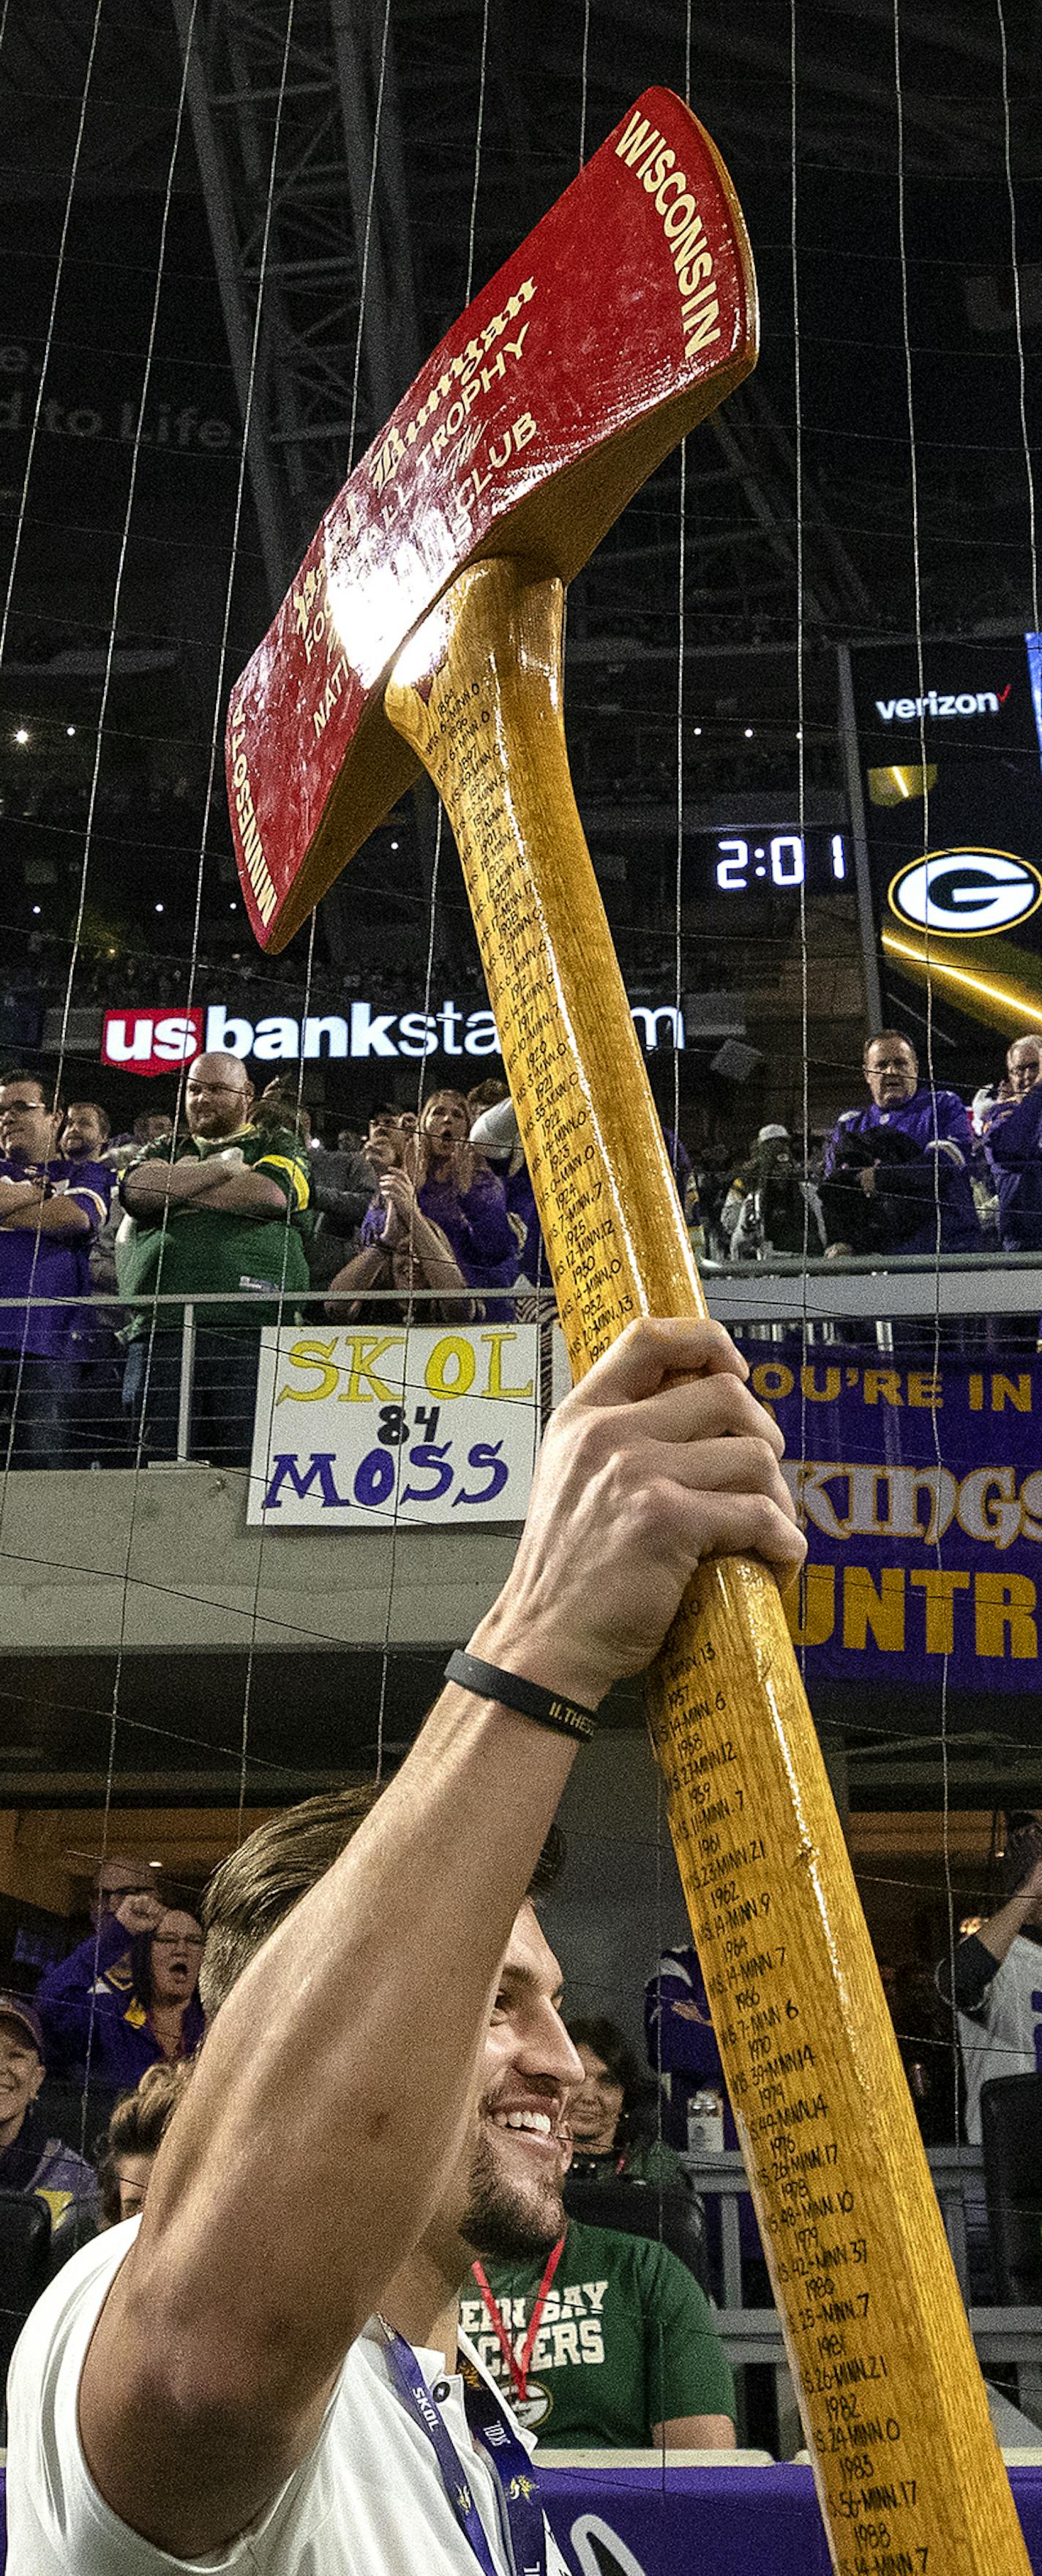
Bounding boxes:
[713,831,847,891]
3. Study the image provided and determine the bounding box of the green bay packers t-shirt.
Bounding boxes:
[462,2217,735,2447]
[119,1122,310,1330]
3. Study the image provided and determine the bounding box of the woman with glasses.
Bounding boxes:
[36,1891,206,2092]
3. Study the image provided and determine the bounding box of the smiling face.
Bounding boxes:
[150,1910,204,2008]
[569,2043,625,2152]
[0,2012,44,2146]
[431,1901,583,2269]
[864,1036,918,1109]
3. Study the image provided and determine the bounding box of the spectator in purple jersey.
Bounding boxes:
[0,1068,110,1464]
[645,1944,765,2296]
[330,1123,471,1322]
[37,1890,206,2092]
[983,1032,1042,1251]
[467,1093,698,1287]
[823,1030,980,1254]
[0,1993,96,2215]
[468,1086,546,1289]
[59,1098,129,1459]
[378,1087,517,1298]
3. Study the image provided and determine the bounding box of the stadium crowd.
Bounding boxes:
[0,1020,1038,1468]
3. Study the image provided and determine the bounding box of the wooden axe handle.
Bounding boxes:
[385,556,1029,2576]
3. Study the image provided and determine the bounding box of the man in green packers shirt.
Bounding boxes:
[463,2206,736,2451]
[119,1052,310,1467]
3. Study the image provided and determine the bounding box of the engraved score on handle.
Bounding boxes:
[385,558,1030,2576]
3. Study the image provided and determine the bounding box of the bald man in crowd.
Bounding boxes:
[118,1052,310,1467]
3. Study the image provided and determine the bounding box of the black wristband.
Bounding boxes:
[445,1650,597,1745]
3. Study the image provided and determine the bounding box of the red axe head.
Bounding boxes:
[227,87,757,951]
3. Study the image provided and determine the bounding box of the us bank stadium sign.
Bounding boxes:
[101,995,685,1076]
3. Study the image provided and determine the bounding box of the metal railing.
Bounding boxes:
[702,1248,1042,1330]
[0,1254,1038,1464]
[683,2145,1042,2433]
[0,1284,500,1469]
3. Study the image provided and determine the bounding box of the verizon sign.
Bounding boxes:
[102,997,685,1077]
[874,684,1011,723]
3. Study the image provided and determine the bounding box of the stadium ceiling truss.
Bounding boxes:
[171,0,421,598]
[161,0,1042,895]
[171,0,879,644]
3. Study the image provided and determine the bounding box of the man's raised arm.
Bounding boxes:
[79,1316,803,2558]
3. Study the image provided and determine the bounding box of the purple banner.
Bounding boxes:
[539,2462,1042,2575]
[734,1341,1042,1693]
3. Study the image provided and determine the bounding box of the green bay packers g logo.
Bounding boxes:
[888,849,1042,937]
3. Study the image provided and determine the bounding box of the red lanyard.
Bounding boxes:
[471,2234,566,2403]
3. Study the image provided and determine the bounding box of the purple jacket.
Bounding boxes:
[0,1154,110,1358]
[35,1910,204,2090]
[825,1088,981,1251]
[0,2098,95,2212]
[504,1161,546,1284]
[362,1167,517,1292]
[984,1083,1042,1251]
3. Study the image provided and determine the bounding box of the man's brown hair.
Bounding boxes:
[200,1783,563,2021]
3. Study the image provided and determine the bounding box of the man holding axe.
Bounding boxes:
[10,88,1030,2576]
[10,1316,799,2570]
[222,86,1027,2572]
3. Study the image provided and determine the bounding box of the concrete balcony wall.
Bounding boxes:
[0,1467,519,1655]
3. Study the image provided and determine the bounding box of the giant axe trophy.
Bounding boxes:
[228,90,1028,2576]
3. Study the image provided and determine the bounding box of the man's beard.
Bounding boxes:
[460,2120,566,2265]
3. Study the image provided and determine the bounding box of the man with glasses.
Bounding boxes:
[91,1855,158,1923]
[118,1051,310,1468]
[0,1067,110,1465]
[983,1031,1042,1252]
[822,1030,980,1256]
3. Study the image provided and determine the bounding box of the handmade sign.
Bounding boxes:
[248,1322,539,1527]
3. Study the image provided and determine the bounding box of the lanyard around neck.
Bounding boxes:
[378,2320,547,2576]
[471,2235,566,2405]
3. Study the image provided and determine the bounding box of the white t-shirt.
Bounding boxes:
[7,2219,571,2576]
[959,1933,1042,2143]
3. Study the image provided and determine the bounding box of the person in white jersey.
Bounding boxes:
[8,1315,803,2576]
[938,1812,1042,2143]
